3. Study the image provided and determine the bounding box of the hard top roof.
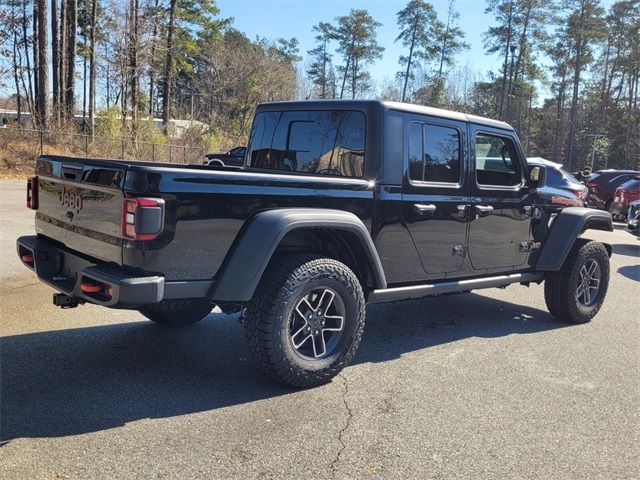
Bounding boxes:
[258,99,513,131]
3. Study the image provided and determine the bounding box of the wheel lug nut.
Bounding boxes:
[314,330,319,335]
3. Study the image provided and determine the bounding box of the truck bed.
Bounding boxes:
[34,155,375,281]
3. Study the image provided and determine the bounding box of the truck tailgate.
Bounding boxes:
[35,156,127,264]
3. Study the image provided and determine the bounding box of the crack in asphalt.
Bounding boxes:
[330,373,353,479]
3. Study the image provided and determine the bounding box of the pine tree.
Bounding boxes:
[395,0,438,102]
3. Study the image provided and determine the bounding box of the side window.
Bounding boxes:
[248,110,365,177]
[475,134,522,187]
[408,122,461,184]
[424,125,460,183]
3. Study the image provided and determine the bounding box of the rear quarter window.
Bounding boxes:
[247,110,365,177]
[546,168,567,188]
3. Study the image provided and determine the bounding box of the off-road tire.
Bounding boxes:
[138,298,213,326]
[243,254,366,388]
[544,239,610,324]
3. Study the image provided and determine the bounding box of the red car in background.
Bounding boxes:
[586,169,640,212]
[611,176,640,221]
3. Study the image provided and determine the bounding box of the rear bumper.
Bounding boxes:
[17,235,212,308]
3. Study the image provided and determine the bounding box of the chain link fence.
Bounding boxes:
[0,128,208,172]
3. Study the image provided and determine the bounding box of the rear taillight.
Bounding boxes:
[571,188,587,199]
[26,176,38,209]
[619,189,640,205]
[121,197,165,241]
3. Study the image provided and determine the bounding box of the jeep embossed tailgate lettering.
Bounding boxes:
[34,156,128,264]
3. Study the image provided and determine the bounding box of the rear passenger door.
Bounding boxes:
[401,114,470,277]
[467,127,533,271]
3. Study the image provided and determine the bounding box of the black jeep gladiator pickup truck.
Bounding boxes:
[18,100,613,387]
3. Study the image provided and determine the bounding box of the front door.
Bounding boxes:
[467,127,533,271]
[401,115,469,277]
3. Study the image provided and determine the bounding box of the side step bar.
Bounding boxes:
[368,272,544,304]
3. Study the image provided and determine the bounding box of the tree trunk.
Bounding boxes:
[59,0,67,120]
[36,0,49,129]
[82,33,87,131]
[148,0,160,117]
[51,0,59,125]
[33,0,39,108]
[21,0,34,118]
[65,0,77,120]
[566,3,586,171]
[402,29,416,102]
[437,6,452,78]
[12,4,22,123]
[88,0,97,136]
[511,5,532,124]
[552,69,567,163]
[499,2,514,119]
[103,43,110,109]
[321,39,327,98]
[162,0,177,136]
[339,56,350,99]
[129,0,140,139]
[351,57,358,99]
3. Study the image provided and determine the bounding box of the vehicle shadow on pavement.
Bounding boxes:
[357,292,566,364]
[617,265,640,282]
[1,293,563,442]
[611,243,640,258]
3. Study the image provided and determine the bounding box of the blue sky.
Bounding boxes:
[218,0,617,94]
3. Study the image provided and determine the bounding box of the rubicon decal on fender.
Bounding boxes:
[551,195,581,207]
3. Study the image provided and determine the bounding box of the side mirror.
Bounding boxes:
[529,166,546,188]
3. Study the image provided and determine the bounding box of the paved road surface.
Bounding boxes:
[0,180,34,279]
[1,180,638,479]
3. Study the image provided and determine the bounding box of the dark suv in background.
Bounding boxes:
[586,170,640,212]
[204,146,246,167]
[611,176,640,221]
[527,157,588,205]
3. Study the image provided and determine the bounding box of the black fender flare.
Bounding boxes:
[535,207,613,271]
[211,208,387,302]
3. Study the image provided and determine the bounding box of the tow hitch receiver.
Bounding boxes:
[53,293,82,309]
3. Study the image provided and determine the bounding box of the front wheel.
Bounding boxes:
[243,254,366,388]
[544,240,610,324]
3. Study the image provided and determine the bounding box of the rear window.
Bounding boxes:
[621,178,640,189]
[586,173,601,183]
[247,110,365,177]
[546,168,566,188]
[560,168,581,184]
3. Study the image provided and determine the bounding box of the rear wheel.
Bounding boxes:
[243,254,365,388]
[544,240,609,324]
[138,298,213,326]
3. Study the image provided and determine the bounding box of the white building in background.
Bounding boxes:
[0,109,206,138]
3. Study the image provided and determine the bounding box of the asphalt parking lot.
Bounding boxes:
[1,179,638,479]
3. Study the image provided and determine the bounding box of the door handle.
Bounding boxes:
[474,205,494,215]
[413,203,437,214]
